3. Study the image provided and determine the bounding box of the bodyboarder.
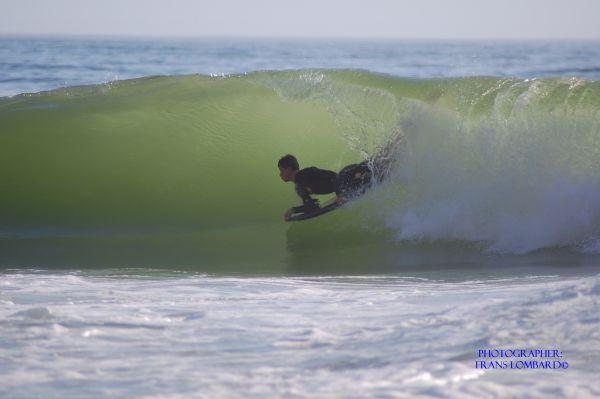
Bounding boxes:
[278,144,395,221]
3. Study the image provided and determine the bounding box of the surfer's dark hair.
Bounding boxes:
[278,154,299,170]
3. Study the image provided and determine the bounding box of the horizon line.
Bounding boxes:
[1,32,600,43]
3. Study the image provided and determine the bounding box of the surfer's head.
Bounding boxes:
[278,154,299,182]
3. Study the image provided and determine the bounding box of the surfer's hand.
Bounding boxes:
[284,208,294,222]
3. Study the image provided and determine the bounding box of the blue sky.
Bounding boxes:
[1,0,599,39]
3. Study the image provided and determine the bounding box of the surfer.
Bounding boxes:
[278,154,388,222]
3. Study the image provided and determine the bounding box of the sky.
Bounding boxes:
[1,0,600,40]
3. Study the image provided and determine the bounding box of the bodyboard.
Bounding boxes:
[288,202,342,221]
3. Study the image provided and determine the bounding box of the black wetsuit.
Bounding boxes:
[336,161,373,198]
[292,167,337,213]
[291,162,379,214]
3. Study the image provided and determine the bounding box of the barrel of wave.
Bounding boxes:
[0,74,367,229]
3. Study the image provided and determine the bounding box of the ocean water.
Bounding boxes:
[1,36,600,398]
[2,36,600,97]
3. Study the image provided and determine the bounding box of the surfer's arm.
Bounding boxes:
[284,200,318,222]
[293,184,320,213]
[291,198,319,214]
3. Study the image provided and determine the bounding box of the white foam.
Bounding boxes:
[378,96,600,254]
[1,272,598,398]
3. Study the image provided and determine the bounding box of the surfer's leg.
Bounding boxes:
[336,162,372,198]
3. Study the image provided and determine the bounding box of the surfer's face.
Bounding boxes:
[279,166,295,182]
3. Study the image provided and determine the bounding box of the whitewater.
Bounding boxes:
[1,37,599,398]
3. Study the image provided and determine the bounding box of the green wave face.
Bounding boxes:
[1,71,600,271]
[0,75,359,229]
